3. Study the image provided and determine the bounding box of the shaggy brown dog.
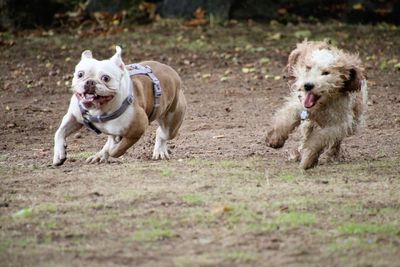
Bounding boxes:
[266,40,368,169]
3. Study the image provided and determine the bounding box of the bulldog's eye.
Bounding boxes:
[77,71,84,78]
[322,71,330,76]
[101,75,111,83]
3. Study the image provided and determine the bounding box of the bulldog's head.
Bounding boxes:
[72,46,126,109]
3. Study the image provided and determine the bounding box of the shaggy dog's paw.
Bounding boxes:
[287,149,301,162]
[266,130,286,148]
[299,149,319,169]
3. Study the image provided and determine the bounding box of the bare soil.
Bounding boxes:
[1,21,400,267]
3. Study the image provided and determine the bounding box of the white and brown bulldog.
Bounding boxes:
[53,46,186,166]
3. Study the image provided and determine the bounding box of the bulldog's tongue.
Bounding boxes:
[304,92,317,108]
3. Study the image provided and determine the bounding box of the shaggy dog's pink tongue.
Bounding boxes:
[304,92,318,108]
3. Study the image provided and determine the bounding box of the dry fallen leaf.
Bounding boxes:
[268,32,282,40]
[183,7,208,27]
[242,67,256,74]
[202,73,211,79]
[211,204,232,215]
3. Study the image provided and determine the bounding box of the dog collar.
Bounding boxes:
[79,90,133,134]
[300,110,310,121]
[79,63,162,134]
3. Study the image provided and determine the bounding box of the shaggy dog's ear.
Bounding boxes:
[342,68,363,92]
[284,49,301,78]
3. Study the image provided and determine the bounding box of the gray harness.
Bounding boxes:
[79,63,162,134]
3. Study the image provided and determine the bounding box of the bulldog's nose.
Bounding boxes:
[304,83,315,91]
[84,80,96,94]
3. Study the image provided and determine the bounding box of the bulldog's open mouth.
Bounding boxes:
[76,93,114,108]
[304,91,320,109]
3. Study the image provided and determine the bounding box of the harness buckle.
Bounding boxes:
[127,95,134,105]
[154,84,162,97]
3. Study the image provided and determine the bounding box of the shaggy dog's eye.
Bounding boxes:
[77,71,84,78]
[322,71,330,76]
[101,75,111,83]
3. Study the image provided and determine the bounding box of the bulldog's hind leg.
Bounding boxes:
[153,91,186,160]
[107,108,149,159]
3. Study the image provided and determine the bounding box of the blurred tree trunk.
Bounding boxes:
[1,0,399,30]
[87,0,136,13]
[0,0,62,30]
[160,0,234,19]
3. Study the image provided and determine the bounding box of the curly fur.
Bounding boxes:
[266,40,368,169]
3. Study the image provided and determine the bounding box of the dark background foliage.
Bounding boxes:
[0,0,399,30]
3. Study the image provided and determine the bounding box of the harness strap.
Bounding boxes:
[127,63,162,122]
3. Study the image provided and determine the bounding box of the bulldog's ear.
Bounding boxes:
[342,68,363,93]
[81,50,93,60]
[110,45,125,71]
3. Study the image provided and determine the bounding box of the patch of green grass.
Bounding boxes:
[0,154,9,161]
[246,212,316,233]
[186,158,216,167]
[12,207,33,219]
[223,250,258,263]
[16,238,34,248]
[271,197,317,211]
[328,237,372,253]
[181,193,206,205]
[161,168,173,177]
[179,207,217,226]
[0,240,11,253]
[338,223,400,235]
[0,238,37,252]
[218,160,242,169]
[37,203,57,214]
[133,228,175,242]
[41,220,58,230]
[117,190,144,201]
[275,171,305,182]
[246,222,278,233]
[174,254,215,266]
[85,223,105,232]
[74,151,93,159]
[133,217,176,242]
[276,212,317,226]
[226,204,261,225]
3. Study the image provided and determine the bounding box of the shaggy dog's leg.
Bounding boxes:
[266,101,301,148]
[324,141,342,162]
[300,125,344,169]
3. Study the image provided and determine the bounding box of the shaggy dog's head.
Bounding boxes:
[285,40,364,110]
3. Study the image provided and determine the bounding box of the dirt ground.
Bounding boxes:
[1,21,400,267]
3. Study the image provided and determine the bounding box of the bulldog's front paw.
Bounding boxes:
[86,152,109,164]
[266,130,286,149]
[53,151,67,166]
[152,141,170,160]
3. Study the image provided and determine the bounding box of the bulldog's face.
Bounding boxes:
[72,46,125,109]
